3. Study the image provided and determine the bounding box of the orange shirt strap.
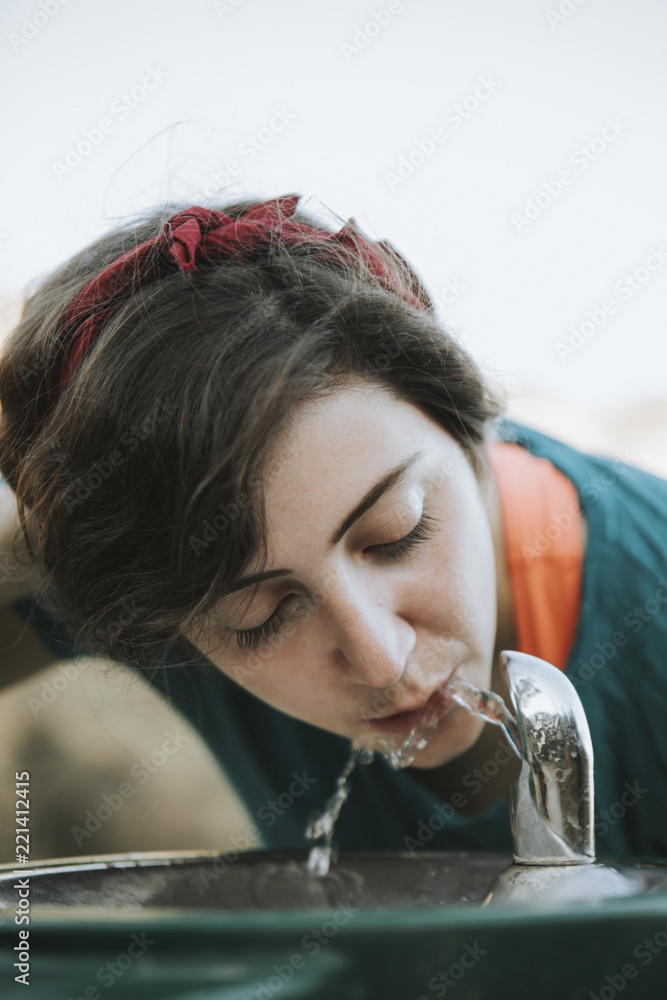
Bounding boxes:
[488,441,584,671]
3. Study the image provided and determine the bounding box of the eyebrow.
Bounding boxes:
[226,450,425,594]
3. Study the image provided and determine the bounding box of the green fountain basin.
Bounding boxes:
[2,850,667,999]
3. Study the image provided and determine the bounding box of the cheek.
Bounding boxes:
[419,481,497,651]
[219,638,342,729]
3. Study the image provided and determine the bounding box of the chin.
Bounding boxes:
[408,708,485,769]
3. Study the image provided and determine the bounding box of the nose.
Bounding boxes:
[325,573,415,689]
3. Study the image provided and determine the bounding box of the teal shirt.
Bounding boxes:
[9,420,667,859]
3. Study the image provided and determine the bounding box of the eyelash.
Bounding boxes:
[233,512,440,652]
[375,511,439,561]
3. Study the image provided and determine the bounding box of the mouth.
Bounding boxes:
[364,672,459,738]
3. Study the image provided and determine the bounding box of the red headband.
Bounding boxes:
[55,193,429,404]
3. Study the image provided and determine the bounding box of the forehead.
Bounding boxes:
[260,381,456,537]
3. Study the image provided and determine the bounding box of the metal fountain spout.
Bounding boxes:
[500,650,595,866]
[484,651,653,905]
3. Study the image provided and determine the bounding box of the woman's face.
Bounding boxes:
[198,379,501,769]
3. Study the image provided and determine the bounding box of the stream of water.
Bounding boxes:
[305,675,520,876]
[448,676,521,757]
[305,746,375,876]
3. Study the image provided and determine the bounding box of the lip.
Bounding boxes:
[364,672,458,737]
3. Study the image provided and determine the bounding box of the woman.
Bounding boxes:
[1,194,665,859]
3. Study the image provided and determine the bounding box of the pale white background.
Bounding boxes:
[1,0,666,417]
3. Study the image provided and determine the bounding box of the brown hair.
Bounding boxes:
[0,196,503,668]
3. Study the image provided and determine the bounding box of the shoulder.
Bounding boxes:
[493,418,667,585]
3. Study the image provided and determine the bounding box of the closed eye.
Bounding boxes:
[234,593,305,652]
[233,512,440,651]
[367,511,439,560]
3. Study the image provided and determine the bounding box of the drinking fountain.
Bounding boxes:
[484,651,666,904]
